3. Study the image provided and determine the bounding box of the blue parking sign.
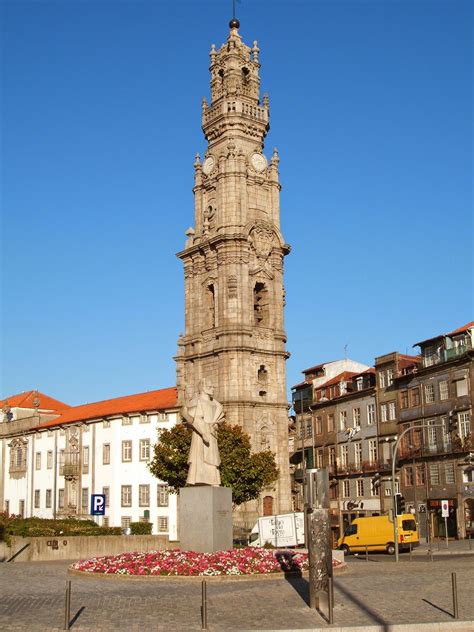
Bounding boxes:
[91,494,106,516]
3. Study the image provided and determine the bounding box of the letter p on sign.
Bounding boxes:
[91,494,106,516]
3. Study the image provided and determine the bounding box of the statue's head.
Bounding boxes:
[198,378,214,398]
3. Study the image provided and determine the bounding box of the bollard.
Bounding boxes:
[365,546,369,562]
[64,580,71,630]
[469,534,472,551]
[201,579,208,630]
[437,539,441,551]
[451,572,459,619]
[428,548,433,562]
[328,576,334,624]
[409,541,412,561]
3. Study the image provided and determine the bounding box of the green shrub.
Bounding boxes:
[130,521,153,535]
[2,516,122,539]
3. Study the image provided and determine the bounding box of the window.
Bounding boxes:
[410,388,420,407]
[339,410,347,430]
[58,489,65,509]
[380,404,388,423]
[444,463,455,485]
[327,414,335,433]
[455,377,468,398]
[424,384,435,404]
[384,485,392,497]
[103,486,110,507]
[140,414,150,424]
[379,371,386,388]
[46,489,52,508]
[19,500,25,517]
[354,441,362,468]
[404,466,414,486]
[342,480,350,497]
[158,516,169,533]
[121,485,132,507]
[103,419,111,428]
[369,439,377,463]
[329,447,336,468]
[157,484,169,507]
[356,377,364,391]
[426,419,437,450]
[439,380,449,401]
[139,484,150,506]
[81,487,89,509]
[140,439,151,461]
[345,524,358,536]
[416,465,425,486]
[122,440,132,462]
[340,444,348,468]
[82,446,89,474]
[400,391,409,409]
[389,401,396,421]
[253,282,268,326]
[34,490,40,508]
[387,368,394,386]
[103,443,111,465]
[353,408,361,426]
[47,451,53,469]
[356,479,364,497]
[316,448,324,468]
[458,411,470,439]
[122,416,132,425]
[429,464,440,485]
[315,416,322,435]
[35,452,41,470]
[102,517,110,527]
[305,418,313,437]
[367,403,375,425]
[121,516,132,529]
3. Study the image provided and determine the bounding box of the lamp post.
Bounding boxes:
[392,423,443,562]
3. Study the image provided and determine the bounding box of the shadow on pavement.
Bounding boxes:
[334,580,390,628]
[422,598,453,618]
[69,605,85,628]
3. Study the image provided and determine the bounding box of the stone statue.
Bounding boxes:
[182,379,225,486]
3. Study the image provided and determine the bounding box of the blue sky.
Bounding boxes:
[1,0,472,406]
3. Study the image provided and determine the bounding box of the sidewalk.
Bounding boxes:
[1,553,474,631]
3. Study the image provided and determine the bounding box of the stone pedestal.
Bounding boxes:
[179,486,233,552]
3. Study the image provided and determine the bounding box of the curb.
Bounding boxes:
[239,621,474,632]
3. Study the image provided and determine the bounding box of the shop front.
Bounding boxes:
[428,498,457,539]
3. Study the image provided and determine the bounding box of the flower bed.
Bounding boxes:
[71,547,344,577]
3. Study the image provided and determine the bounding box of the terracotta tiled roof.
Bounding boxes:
[0,391,70,412]
[447,321,474,336]
[34,387,178,430]
[414,322,473,347]
[302,362,328,375]
[399,355,421,370]
[317,371,358,389]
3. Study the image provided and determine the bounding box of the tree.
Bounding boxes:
[148,422,278,506]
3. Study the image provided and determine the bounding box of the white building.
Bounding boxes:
[0,388,179,540]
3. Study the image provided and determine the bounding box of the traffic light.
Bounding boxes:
[394,493,405,516]
[371,473,381,495]
[448,411,457,434]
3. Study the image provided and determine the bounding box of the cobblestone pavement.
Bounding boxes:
[0,554,473,631]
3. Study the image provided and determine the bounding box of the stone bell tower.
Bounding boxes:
[176,18,291,521]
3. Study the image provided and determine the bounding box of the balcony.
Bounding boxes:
[423,342,472,368]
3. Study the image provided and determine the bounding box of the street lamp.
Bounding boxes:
[391,423,443,562]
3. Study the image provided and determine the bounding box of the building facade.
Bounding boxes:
[1,388,180,540]
[175,19,291,520]
[290,322,473,541]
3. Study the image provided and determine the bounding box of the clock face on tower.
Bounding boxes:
[202,156,215,175]
[250,152,267,173]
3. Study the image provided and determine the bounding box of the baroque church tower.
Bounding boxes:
[176,19,291,519]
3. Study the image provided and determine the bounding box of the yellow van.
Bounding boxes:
[338,514,419,555]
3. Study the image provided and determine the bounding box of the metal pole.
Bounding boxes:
[201,579,208,629]
[409,541,412,561]
[64,580,71,630]
[451,572,459,619]
[328,576,334,624]
[365,545,368,562]
[469,534,472,550]
[445,516,449,548]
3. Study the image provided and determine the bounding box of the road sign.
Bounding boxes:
[91,494,106,516]
[441,499,449,518]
